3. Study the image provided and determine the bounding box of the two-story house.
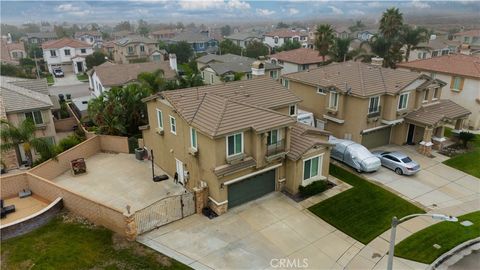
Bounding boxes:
[89,57,177,97]
[397,54,480,130]
[150,29,178,41]
[74,31,103,49]
[268,48,328,74]
[405,36,460,62]
[23,32,58,46]
[224,32,263,49]
[1,76,58,170]
[282,60,471,155]
[42,38,93,74]
[140,77,332,215]
[453,29,480,55]
[168,32,219,54]
[112,35,160,64]
[263,29,309,51]
[1,40,26,65]
[196,54,282,84]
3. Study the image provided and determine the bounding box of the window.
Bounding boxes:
[269,70,278,79]
[25,111,43,125]
[432,51,438,57]
[317,86,327,95]
[64,49,70,56]
[451,76,463,91]
[433,88,440,100]
[464,37,470,43]
[423,89,429,102]
[50,50,56,57]
[201,71,204,79]
[368,96,380,113]
[190,127,197,150]
[80,48,86,54]
[300,36,306,41]
[152,54,161,61]
[140,45,145,52]
[227,133,243,157]
[210,74,214,84]
[441,49,449,56]
[156,109,163,129]
[430,72,436,79]
[274,36,279,44]
[198,42,204,49]
[398,93,409,110]
[128,46,134,54]
[300,64,309,71]
[293,37,299,42]
[282,79,289,89]
[328,92,339,110]
[246,73,252,80]
[267,129,279,145]
[303,155,323,181]
[169,115,176,134]
[289,104,297,116]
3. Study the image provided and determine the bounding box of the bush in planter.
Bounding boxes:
[458,131,476,148]
[298,180,329,198]
[56,135,82,152]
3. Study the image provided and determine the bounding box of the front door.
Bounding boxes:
[175,158,184,184]
[407,124,415,145]
[76,61,83,73]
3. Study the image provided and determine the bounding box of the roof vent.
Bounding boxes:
[371,57,384,66]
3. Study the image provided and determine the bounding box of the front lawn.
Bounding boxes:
[1,215,190,270]
[395,211,480,264]
[443,129,480,178]
[45,74,54,85]
[308,164,424,244]
[77,73,89,81]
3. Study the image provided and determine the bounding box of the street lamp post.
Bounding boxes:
[387,213,458,270]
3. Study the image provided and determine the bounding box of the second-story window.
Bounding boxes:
[227,133,243,157]
[433,88,440,100]
[128,46,134,54]
[329,92,339,110]
[80,49,86,54]
[267,129,279,145]
[50,50,56,57]
[140,45,145,53]
[274,36,279,44]
[156,109,163,130]
[368,96,380,113]
[451,76,463,91]
[317,86,327,95]
[289,104,297,116]
[25,111,43,125]
[282,79,289,89]
[190,127,197,150]
[270,70,278,79]
[169,115,176,135]
[423,89,430,102]
[398,93,409,110]
[64,49,71,56]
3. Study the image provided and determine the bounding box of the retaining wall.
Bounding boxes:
[1,173,29,199]
[53,117,77,132]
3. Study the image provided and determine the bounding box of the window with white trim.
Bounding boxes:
[50,50,56,57]
[190,127,197,150]
[267,129,279,145]
[368,96,380,113]
[433,88,440,100]
[169,115,176,134]
[283,79,289,89]
[227,133,243,157]
[317,86,327,95]
[269,70,278,79]
[451,76,462,91]
[64,49,71,56]
[328,92,339,110]
[289,104,297,116]
[25,111,43,125]
[303,155,323,182]
[156,109,163,129]
[398,93,409,110]
[423,89,429,102]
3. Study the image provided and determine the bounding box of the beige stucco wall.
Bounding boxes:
[0,173,28,199]
[113,43,157,64]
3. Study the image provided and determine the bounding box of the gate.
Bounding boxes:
[134,192,195,234]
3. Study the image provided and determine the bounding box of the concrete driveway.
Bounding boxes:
[368,145,479,214]
[48,83,90,99]
[52,73,82,86]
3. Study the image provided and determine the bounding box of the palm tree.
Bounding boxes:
[1,119,54,166]
[401,25,430,62]
[137,69,166,93]
[357,35,403,68]
[379,8,404,41]
[315,24,335,62]
[330,37,352,62]
[178,62,204,88]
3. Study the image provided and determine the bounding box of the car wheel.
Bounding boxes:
[395,168,403,175]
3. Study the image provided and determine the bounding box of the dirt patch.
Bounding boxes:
[60,212,96,229]
[112,233,172,267]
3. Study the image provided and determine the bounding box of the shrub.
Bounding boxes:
[57,135,81,152]
[458,131,476,148]
[298,180,330,198]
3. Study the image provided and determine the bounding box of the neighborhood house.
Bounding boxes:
[263,29,309,50]
[268,47,328,74]
[42,38,93,74]
[112,35,161,64]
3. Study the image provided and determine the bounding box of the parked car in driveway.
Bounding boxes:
[52,67,64,78]
[372,151,421,175]
[329,137,381,172]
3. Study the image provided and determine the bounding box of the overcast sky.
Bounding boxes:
[1,0,479,24]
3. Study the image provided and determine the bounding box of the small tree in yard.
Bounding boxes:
[245,41,269,58]
[86,51,108,69]
[219,39,242,55]
[458,131,476,148]
[167,41,193,64]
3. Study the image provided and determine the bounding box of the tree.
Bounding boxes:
[245,41,269,58]
[379,7,404,41]
[27,44,43,59]
[276,40,301,52]
[219,39,242,55]
[137,19,150,37]
[85,51,108,69]
[1,119,55,166]
[137,69,166,93]
[114,21,132,32]
[176,22,184,29]
[167,41,194,64]
[315,24,335,62]
[277,22,289,29]
[458,132,476,148]
[221,25,232,37]
[401,25,429,62]
[349,20,366,32]
[88,85,150,136]
[358,35,403,68]
[178,61,204,88]
[54,25,69,38]
[330,38,352,62]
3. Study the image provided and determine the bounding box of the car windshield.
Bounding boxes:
[401,157,412,163]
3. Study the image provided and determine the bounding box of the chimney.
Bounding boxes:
[169,53,177,71]
[251,60,265,77]
[430,34,437,40]
[371,57,384,66]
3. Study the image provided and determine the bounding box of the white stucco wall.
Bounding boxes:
[90,71,107,97]
[43,46,93,73]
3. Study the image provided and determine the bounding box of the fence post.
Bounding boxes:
[124,212,137,241]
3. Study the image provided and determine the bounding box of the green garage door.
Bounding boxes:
[228,170,276,208]
[361,126,392,149]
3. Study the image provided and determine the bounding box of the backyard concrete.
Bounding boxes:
[49,82,90,99]
[53,153,186,212]
[0,196,48,225]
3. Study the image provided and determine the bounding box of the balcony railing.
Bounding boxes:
[367,106,382,118]
[266,139,285,157]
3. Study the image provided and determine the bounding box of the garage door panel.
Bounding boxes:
[362,126,391,149]
[227,170,275,208]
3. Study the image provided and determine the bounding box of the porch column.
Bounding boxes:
[418,127,434,156]
[453,118,464,133]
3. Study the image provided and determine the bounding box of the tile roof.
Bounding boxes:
[4,76,49,95]
[1,41,25,64]
[397,54,480,79]
[264,29,308,38]
[269,48,328,65]
[214,157,257,177]
[454,30,480,37]
[405,99,471,126]
[225,32,262,41]
[115,35,156,46]
[74,31,102,38]
[1,76,53,113]
[198,54,281,75]
[419,38,460,50]
[92,61,176,87]
[26,32,57,39]
[169,32,213,43]
[283,61,423,97]
[287,122,332,161]
[42,38,91,49]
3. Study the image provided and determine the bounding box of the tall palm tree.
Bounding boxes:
[379,7,404,41]
[357,35,403,68]
[1,119,54,166]
[315,24,335,62]
[401,25,430,62]
[331,37,352,62]
[137,69,166,93]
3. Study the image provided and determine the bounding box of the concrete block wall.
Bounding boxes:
[53,117,77,132]
[99,135,129,153]
[1,173,28,199]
